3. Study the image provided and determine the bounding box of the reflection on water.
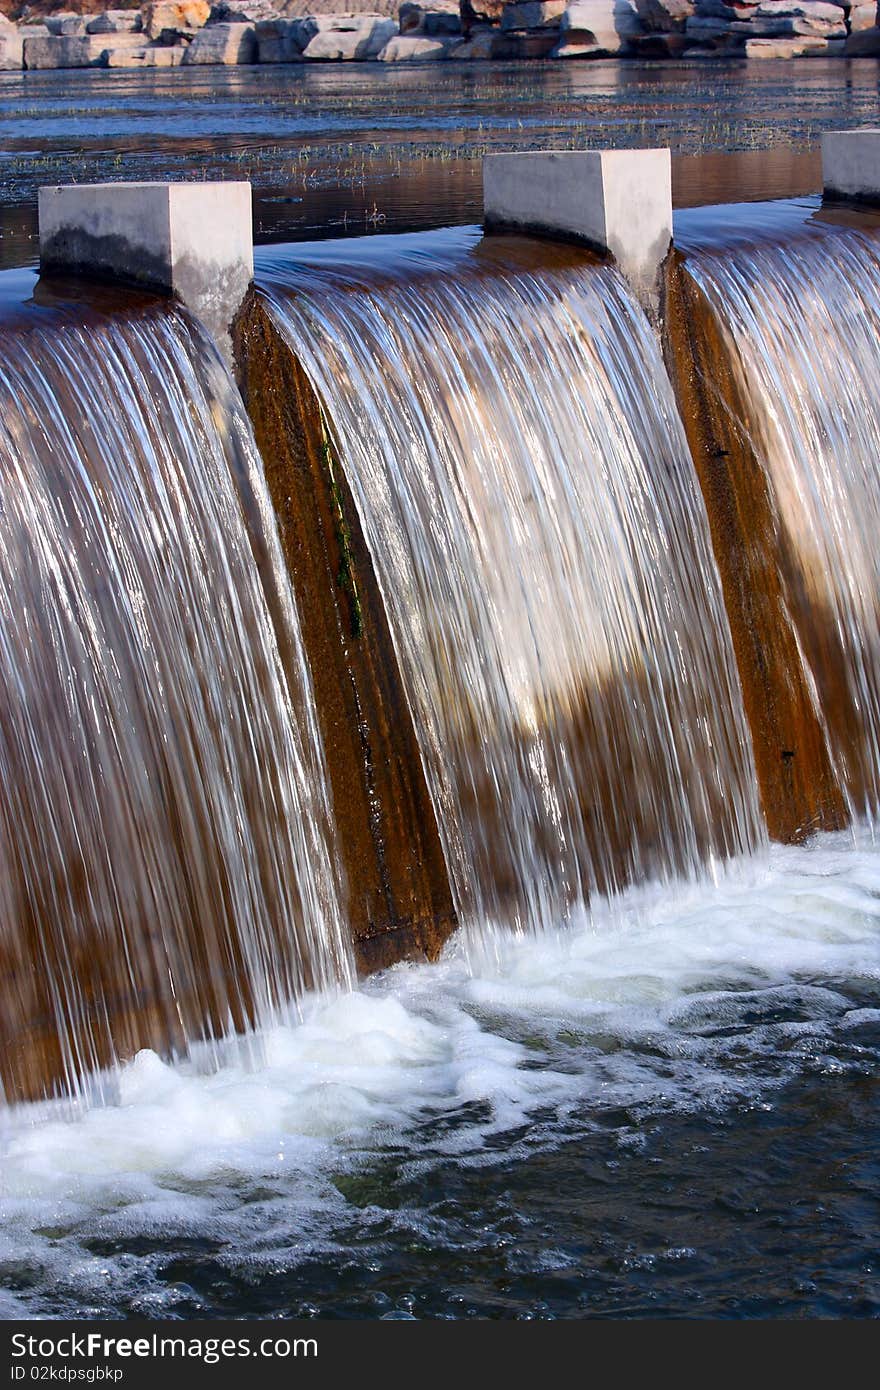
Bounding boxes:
[1,58,877,266]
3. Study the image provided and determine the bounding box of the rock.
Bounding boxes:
[461,0,506,34]
[23,33,147,68]
[847,2,877,27]
[752,0,842,17]
[501,0,567,27]
[86,11,145,33]
[208,0,278,19]
[399,0,461,31]
[0,14,23,69]
[44,14,88,36]
[105,42,186,62]
[301,17,398,57]
[553,0,644,52]
[449,24,498,48]
[495,25,559,44]
[182,19,257,59]
[636,0,694,28]
[254,16,306,58]
[633,26,692,44]
[378,31,453,51]
[744,30,830,45]
[695,0,758,18]
[142,1,211,41]
[845,24,880,45]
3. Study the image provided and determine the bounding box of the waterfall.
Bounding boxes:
[261,229,764,941]
[685,220,880,827]
[0,301,352,1103]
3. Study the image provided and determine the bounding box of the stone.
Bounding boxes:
[744,31,830,47]
[461,0,506,32]
[752,0,841,17]
[494,26,559,46]
[847,1,877,26]
[555,0,644,52]
[142,1,211,41]
[301,17,397,57]
[24,33,147,68]
[254,16,306,59]
[105,42,186,62]
[45,15,89,36]
[636,0,694,27]
[399,0,461,31]
[501,0,567,28]
[0,15,23,70]
[86,11,145,33]
[208,0,278,19]
[845,25,880,47]
[822,129,880,200]
[38,181,253,365]
[182,19,257,60]
[632,26,692,44]
[449,25,498,49]
[696,0,760,17]
[483,148,671,309]
[378,32,453,52]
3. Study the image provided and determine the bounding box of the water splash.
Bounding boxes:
[0,302,352,1103]
[686,222,880,826]
[261,229,764,943]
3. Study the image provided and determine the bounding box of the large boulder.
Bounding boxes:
[208,0,279,18]
[449,24,498,47]
[254,16,306,58]
[500,0,567,27]
[747,0,846,31]
[744,31,832,47]
[105,42,186,62]
[86,11,145,33]
[845,24,880,46]
[552,0,644,52]
[460,0,507,34]
[142,1,212,41]
[44,15,89,36]
[182,19,257,59]
[848,2,878,28]
[300,15,397,57]
[0,15,23,70]
[378,30,452,50]
[399,0,462,30]
[636,0,694,28]
[24,33,147,67]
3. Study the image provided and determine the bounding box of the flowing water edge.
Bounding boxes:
[1,834,878,1319]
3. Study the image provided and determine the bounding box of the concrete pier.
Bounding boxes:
[482,149,673,310]
[821,130,880,203]
[38,181,254,360]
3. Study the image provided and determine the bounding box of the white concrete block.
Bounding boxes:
[483,149,672,305]
[38,182,254,363]
[822,130,880,202]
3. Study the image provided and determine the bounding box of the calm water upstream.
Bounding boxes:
[2,58,880,265]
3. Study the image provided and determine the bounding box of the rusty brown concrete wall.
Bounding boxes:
[233,292,458,975]
[662,252,848,843]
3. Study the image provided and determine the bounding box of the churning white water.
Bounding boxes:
[1,834,878,1317]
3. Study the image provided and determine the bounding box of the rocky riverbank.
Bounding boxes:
[0,0,877,69]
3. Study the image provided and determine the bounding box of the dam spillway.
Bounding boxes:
[1,176,880,1108]
[254,229,763,944]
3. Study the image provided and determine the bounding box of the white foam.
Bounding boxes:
[1,834,879,1314]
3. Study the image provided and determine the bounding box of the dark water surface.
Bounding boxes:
[1,838,879,1318]
[2,58,880,266]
